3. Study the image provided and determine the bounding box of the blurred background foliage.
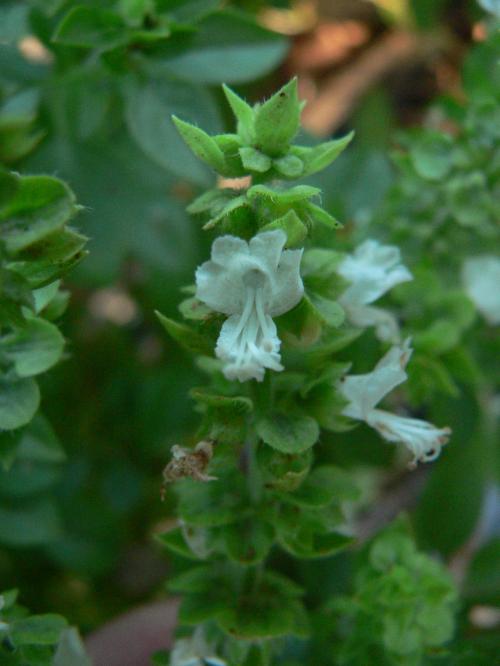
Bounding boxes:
[0,0,498,660]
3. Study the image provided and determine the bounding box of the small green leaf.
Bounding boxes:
[280,531,353,559]
[223,517,274,565]
[223,84,254,144]
[257,412,319,454]
[10,614,67,647]
[293,132,354,177]
[273,154,304,178]
[254,79,301,156]
[190,388,253,414]
[172,116,226,173]
[247,184,321,204]
[239,146,271,173]
[53,5,127,50]
[0,377,40,430]
[156,311,212,355]
[284,466,359,508]
[305,294,345,328]
[260,209,308,247]
[305,202,342,229]
[155,527,200,561]
[2,316,65,377]
[0,497,61,546]
[410,131,453,181]
[0,175,77,254]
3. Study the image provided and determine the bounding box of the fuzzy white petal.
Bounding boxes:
[195,231,303,382]
[338,239,412,306]
[343,304,402,343]
[462,255,500,326]
[339,339,449,465]
[170,628,226,666]
[367,409,451,466]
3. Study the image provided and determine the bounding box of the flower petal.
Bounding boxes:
[462,255,500,326]
[249,229,287,272]
[268,248,304,316]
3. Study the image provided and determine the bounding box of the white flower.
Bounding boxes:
[171,628,226,666]
[336,240,412,342]
[462,255,500,326]
[338,339,451,467]
[196,230,303,382]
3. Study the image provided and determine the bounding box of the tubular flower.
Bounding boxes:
[196,230,303,382]
[338,339,451,467]
[336,240,412,342]
[462,255,500,326]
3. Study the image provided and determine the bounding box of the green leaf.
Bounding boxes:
[239,146,271,173]
[257,412,319,454]
[223,517,274,565]
[172,116,226,173]
[292,132,354,177]
[260,209,308,247]
[190,388,253,414]
[217,571,304,640]
[273,154,304,178]
[410,131,453,181]
[0,377,40,431]
[0,175,77,255]
[279,531,353,559]
[124,78,221,186]
[8,228,88,288]
[155,527,200,561]
[223,85,254,144]
[284,466,359,508]
[254,79,301,156]
[305,202,342,229]
[247,184,321,205]
[177,478,240,528]
[0,497,61,546]
[161,11,287,84]
[305,294,345,328]
[156,311,212,355]
[2,316,65,377]
[53,6,127,50]
[10,614,67,647]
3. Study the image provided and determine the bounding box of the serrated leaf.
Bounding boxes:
[273,154,304,178]
[257,412,319,454]
[247,184,320,204]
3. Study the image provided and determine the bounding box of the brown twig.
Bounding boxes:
[301,30,421,136]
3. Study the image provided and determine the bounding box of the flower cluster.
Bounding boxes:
[195,229,303,382]
[338,339,451,466]
[336,240,412,342]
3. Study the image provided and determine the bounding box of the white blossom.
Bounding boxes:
[338,339,451,466]
[336,240,412,342]
[170,627,226,666]
[196,230,303,382]
[462,255,500,326]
